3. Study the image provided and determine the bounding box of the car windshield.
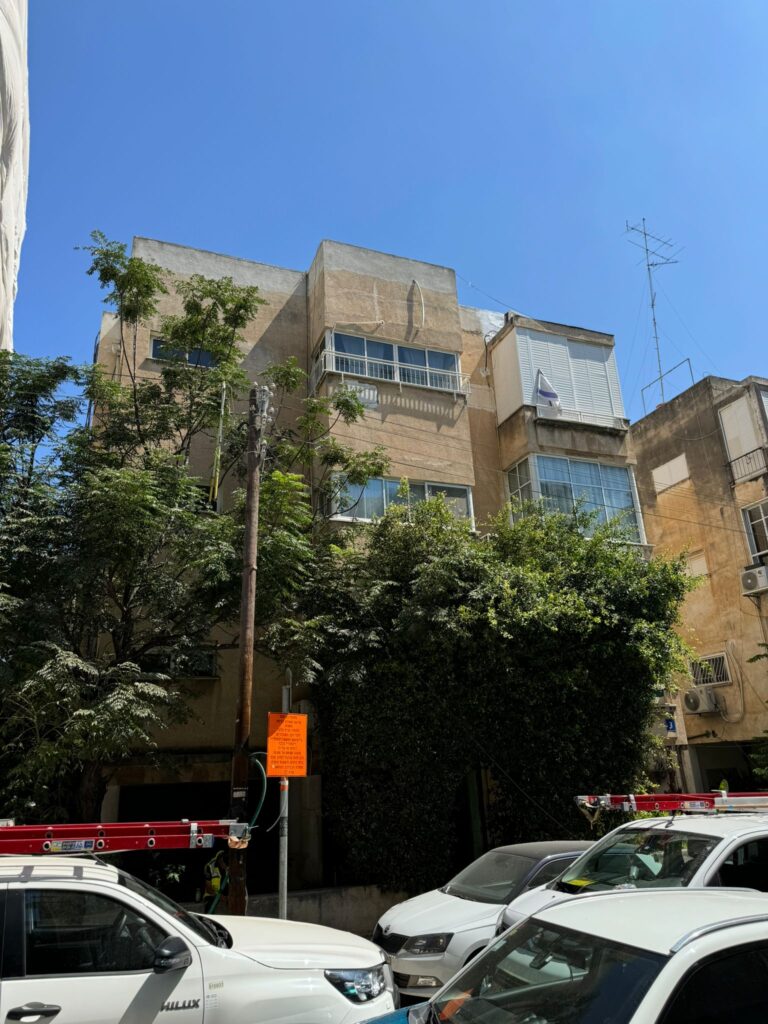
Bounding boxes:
[442,852,537,904]
[431,918,666,1024]
[117,868,227,946]
[554,828,719,893]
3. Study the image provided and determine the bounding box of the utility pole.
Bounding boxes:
[626,219,679,405]
[278,669,292,920]
[228,384,273,916]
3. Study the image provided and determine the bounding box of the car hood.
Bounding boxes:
[501,885,565,926]
[211,914,385,970]
[378,887,502,937]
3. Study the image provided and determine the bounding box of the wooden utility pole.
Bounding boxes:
[228,384,273,915]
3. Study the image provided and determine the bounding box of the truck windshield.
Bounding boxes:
[442,852,536,904]
[555,828,719,893]
[431,919,666,1024]
[117,869,227,945]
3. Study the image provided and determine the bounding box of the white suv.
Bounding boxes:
[497,812,768,934]
[368,888,768,1024]
[0,856,395,1024]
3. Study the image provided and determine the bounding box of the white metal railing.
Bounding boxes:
[535,404,628,431]
[309,349,471,397]
[729,447,767,484]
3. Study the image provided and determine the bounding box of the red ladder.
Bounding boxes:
[0,819,249,855]
[576,792,768,819]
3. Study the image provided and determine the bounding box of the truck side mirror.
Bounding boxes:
[153,935,192,974]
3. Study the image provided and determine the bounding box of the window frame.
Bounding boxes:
[743,499,768,560]
[150,335,217,369]
[506,454,645,542]
[325,331,463,394]
[689,654,730,688]
[17,886,169,978]
[330,475,474,527]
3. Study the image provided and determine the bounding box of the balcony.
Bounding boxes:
[309,349,471,398]
[729,447,767,484]
[535,404,628,432]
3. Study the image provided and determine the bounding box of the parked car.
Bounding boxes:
[365,887,768,1024]
[0,856,395,1024]
[373,840,592,1000]
[495,811,768,936]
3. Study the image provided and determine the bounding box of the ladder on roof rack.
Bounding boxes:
[576,792,768,824]
[0,819,250,855]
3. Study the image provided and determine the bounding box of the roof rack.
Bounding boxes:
[0,819,249,855]
[671,912,768,954]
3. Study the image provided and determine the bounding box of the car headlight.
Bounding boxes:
[325,964,390,1003]
[403,933,453,955]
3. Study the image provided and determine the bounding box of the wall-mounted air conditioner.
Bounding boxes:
[741,565,768,596]
[683,686,721,715]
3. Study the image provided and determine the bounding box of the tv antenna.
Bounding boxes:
[626,219,682,405]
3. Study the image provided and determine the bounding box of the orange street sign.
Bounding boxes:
[266,712,308,777]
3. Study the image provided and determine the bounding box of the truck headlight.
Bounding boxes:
[325,964,390,1002]
[403,933,453,955]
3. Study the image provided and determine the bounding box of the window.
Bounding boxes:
[690,654,730,687]
[710,838,768,891]
[537,456,640,540]
[331,477,472,522]
[24,890,166,975]
[652,453,690,494]
[520,856,576,893]
[661,944,768,1024]
[507,458,533,504]
[170,648,218,679]
[151,336,217,368]
[319,332,464,394]
[744,500,768,558]
[685,551,709,577]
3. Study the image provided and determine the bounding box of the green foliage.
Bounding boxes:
[0,235,386,822]
[268,500,692,892]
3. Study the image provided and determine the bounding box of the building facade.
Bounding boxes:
[95,236,644,886]
[631,376,768,791]
[0,0,28,351]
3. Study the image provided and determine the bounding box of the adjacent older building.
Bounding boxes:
[631,376,768,791]
[94,236,644,884]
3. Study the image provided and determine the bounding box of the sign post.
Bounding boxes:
[267,709,307,919]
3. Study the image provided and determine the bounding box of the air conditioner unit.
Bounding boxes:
[683,686,721,715]
[742,565,768,596]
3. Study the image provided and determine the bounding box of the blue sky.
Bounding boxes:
[16,0,768,421]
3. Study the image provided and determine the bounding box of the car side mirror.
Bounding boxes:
[153,935,192,974]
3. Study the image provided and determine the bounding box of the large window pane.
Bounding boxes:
[428,484,470,519]
[427,350,458,370]
[336,480,365,516]
[747,503,768,555]
[538,456,570,483]
[334,333,365,355]
[367,340,394,361]
[541,480,573,513]
[188,348,217,368]
[570,460,602,486]
[600,464,631,488]
[397,346,427,365]
[408,482,427,502]
[362,478,385,519]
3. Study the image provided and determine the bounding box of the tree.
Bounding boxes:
[267,498,692,892]
[0,234,387,821]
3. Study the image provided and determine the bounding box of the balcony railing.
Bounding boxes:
[535,404,628,431]
[729,447,767,484]
[309,349,471,397]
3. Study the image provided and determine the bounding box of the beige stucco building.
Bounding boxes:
[631,376,768,791]
[95,236,645,886]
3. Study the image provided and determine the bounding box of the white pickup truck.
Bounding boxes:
[0,856,396,1024]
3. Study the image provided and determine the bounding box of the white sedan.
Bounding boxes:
[367,887,768,1024]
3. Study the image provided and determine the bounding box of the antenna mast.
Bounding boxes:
[626,218,679,404]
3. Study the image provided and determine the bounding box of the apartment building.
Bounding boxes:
[95,236,644,886]
[631,376,768,791]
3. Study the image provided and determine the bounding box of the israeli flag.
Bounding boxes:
[536,370,561,410]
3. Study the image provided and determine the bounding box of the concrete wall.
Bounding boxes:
[247,885,408,938]
[631,376,768,765]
